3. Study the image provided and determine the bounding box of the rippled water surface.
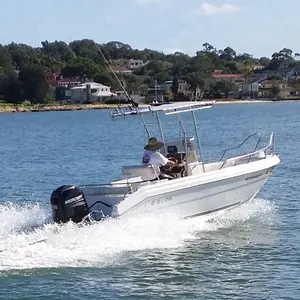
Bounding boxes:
[0,102,299,299]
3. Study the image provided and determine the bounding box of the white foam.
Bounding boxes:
[0,198,277,271]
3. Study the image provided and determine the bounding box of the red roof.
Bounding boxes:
[213,74,242,79]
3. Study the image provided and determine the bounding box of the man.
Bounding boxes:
[142,137,184,179]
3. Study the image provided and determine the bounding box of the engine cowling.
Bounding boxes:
[50,185,89,223]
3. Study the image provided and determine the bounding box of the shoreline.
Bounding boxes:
[0,99,297,114]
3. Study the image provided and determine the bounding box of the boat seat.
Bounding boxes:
[122,164,161,181]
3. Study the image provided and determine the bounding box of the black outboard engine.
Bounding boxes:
[50,185,89,223]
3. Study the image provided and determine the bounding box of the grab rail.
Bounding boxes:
[219,132,262,161]
[219,133,275,170]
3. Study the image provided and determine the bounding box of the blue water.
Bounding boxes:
[0,102,299,299]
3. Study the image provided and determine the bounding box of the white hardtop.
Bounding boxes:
[110,101,215,119]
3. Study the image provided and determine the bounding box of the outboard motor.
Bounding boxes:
[50,185,89,224]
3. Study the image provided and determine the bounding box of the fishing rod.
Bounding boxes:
[93,41,138,108]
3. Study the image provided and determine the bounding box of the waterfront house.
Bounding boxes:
[46,72,81,88]
[257,79,300,99]
[164,79,200,99]
[69,82,116,103]
[212,70,244,84]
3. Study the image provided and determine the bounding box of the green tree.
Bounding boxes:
[93,71,118,89]
[41,40,75,62]
[219,47,236,60]
[185,73,205,99]
[19,65,49,104]
[0,74,24,103]
[208,80,238,98]
[268,48,294,69]
[259,57,270,66]
[38,54,63,72]
[7,43,39,69]
[270,86,281,98]
[187,55,214,79]
[144,60,169,77]
[122,74,142,94]
[171,75,179,95]
[0,45,14,75]
[61,57,100,80]
[69,39,105,64]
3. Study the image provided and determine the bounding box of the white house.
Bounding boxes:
[241,81,261,94]
[128,59,146,70]
[70,82,116,103]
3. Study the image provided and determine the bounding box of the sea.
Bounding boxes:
[0,102,299,299]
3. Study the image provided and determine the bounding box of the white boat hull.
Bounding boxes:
[82,154,279,221]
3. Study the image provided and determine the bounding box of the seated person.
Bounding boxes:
[142,137,185,179]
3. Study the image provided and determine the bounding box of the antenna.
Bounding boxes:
[93,41,138,108]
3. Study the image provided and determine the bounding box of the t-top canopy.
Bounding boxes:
[109,101,215,119]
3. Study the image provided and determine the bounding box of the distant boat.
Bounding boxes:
[150,80,169,106]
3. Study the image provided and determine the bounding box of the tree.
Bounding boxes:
[171,75,179,95]
[122,74,142,94]
[219,47,236,60]
[187,55,214,79]
[144,60,169,77]
[69,39,106,64]
[184,72,205,99]
[259,57,270,67]
[61,57,100,80]
[0,45,14,75]
[93,71,118,89]
[270,86,281,99]
[19,64,49,104]
[7,43,39,69]
[243,60,253,84]
[170,54,190,76]
[224,61,240,74]
[41,40,75,62]
[268,48,294,69]
[0,74,24,103]
[208,80,238,98]
[201,42,216,53]
[38,54,63,72]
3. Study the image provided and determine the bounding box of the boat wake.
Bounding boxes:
[0,198,277,272]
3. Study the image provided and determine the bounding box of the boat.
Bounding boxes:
[49,41,280,224]
[150,79,169,106]
[50,100,280,224]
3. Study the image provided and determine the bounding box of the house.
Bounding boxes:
[69,82,116,103]
[109,90,145,104]
[257,79,300,99]
[57,80,81,87]
[128,59,146,70]
[147,84,165,103]
[164,80,201,99]
[109,59,129,68]
[109,58,148,70]
[253,65,265,70]
[55,86,71,102]
[107,66,133,74]
[46,72,60,87]
[269,67,300,81]
[46,72,81,87]
[212,70,244,83]
[241,77,268,97]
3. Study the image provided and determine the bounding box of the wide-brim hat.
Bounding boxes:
[144,137,163,151]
